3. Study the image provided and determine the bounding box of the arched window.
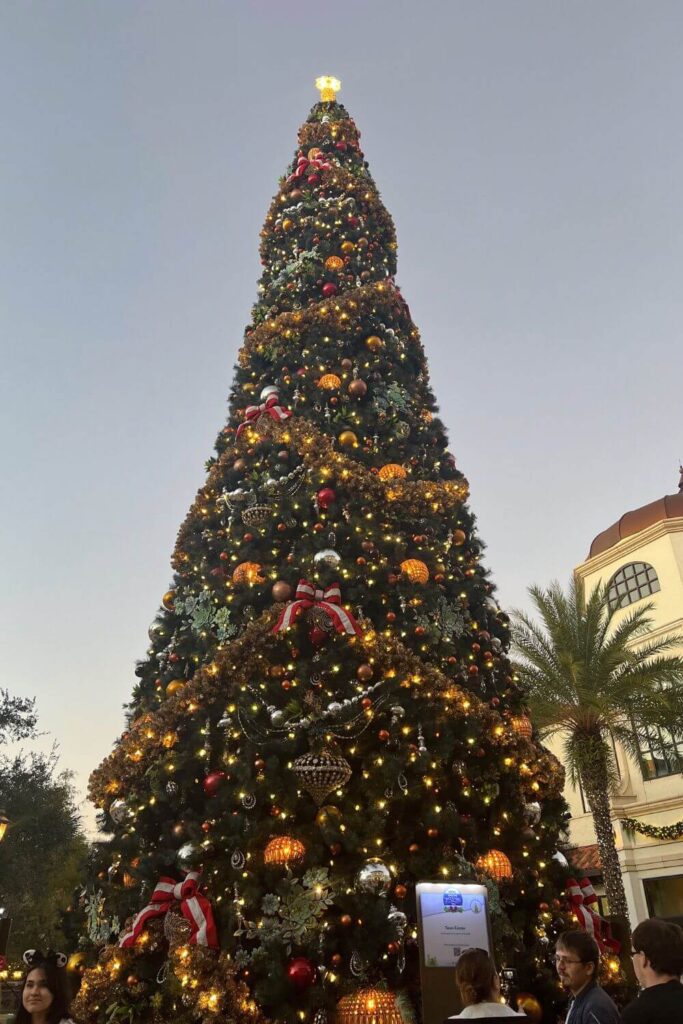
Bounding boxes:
[607,562,660,611]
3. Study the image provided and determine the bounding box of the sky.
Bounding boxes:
[2,0,682,830]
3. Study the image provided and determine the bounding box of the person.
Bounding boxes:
[15,950,74,1024]
[621,917,683,1022]
[445,947,526,1019]
[555,930,620,1024]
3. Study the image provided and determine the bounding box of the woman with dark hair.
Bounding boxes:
[447,948,526,1019]
[15,950,74,1024]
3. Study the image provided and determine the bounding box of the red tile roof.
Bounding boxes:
[569,844,602,875]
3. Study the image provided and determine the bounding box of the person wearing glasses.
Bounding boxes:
[621,917,683,1022]
[554,931,619,1024]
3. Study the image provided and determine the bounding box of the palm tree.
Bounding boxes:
[512,578,683,929]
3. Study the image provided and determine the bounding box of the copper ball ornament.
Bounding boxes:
[347,378,368,398]
[272,581,290,602]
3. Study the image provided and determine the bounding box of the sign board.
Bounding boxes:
[416,881,493,1024]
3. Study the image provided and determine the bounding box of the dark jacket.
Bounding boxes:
[620,979,683,1023]
[565,981,620,1024]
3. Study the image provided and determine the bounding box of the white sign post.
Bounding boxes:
[416,881,493,1024]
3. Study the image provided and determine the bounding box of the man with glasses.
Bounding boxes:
[621,917,683,1022]
[554,931,619,1023]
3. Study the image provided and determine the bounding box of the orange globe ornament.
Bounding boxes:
[324,255,344,272]
[161,589,175,611]
[318,373,342,390]
[263,835,306,866]
[378,464,407,481]
[336,987,403,1024]
[232,561,265,585]
[476,849,513,881]
[400,559,429,584]
[510,715,533,740]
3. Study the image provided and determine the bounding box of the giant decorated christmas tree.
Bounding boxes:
[74,79,569,1024]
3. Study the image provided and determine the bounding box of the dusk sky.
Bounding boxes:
[2,1,681,830]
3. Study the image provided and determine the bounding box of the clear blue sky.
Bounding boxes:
[2,1,681,828]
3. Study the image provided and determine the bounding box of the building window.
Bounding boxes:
[634,722,683,779]
[643,875,683,924]
[607,562,660,611]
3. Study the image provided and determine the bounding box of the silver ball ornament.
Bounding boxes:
[177,841,201,870]
[109,798,129,824]
[314,548,341,568]
[355,857,392,897]
[388,907,408,938]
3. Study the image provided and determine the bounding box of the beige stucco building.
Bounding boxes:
[550,472,683,927]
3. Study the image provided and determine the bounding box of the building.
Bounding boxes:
[556,470,683,927]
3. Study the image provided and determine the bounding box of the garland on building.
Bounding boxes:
[620,817,683,840]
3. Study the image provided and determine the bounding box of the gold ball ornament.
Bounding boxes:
[338,429,358,448]
[452,529,467,546]
[516,993,543,1023]
[232,561,265,585]
[165,679,185,697]
[263,835,306,866]
[476,849,513,881]
[378,463,407,481]
[66,952,86,975]
[282,218,294,231]
[161,589,175,611]
[510,715,533,739]
[336,987,403,1024]
[341,240,355,253]
[315,804,342,830]
[324,255,344,272]
[400,558,429,584]
[317,373,342,390]
[365,334,384,352]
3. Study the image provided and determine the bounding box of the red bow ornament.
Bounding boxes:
[119,872,218,949]
[273,579,361,636]
[236,392,291,438]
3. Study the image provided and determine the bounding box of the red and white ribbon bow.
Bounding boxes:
[286,155,332,182]
[273,579,361,636]
[566,876,620,953]
[119,872,218,949]
[236,393,291,437]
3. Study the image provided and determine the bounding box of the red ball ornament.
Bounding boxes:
[203,770,226,797]
[308,625,328,647]
[317,487,337,509]
[287,956,316,990]
[322,282,337,297]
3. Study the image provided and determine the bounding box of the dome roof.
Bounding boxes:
[589,469,683,558]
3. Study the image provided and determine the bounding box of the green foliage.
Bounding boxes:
[0,748,88,955]
[0,688,37,745]
[512,578,683,790]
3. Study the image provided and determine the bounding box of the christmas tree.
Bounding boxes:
[74,78,568,1024]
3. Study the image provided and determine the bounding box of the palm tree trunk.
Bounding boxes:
[580,760,631,934]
